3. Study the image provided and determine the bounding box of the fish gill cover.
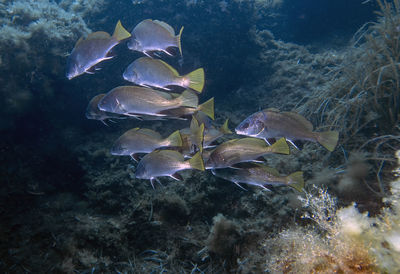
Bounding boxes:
[1,0,400,273]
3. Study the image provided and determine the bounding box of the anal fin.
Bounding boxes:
[170,172,183,181]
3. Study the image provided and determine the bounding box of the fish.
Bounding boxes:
[110,128,182,162]
[123,57,205,93]
[97,86,198,117]
[205,137,289,169]
[203,119,232,148]
[86,94,126,125]
[189,116,205,153]
[135,150,204,187]
[66,20,131,80]
[211,163,305,192]
[159,97,214,120]
[235,108,339,152]
[127,19,184,57]
[178,118,231,157]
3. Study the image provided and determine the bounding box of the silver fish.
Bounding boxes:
[66,21,131,80]
[127,19,183,56]
[211,163,304,192]
[123,57,205,93]
[235,108,339,152]
[98,86,198,117]
[111,128,182,162]
[135,150,204,187]
[205,137,289,169]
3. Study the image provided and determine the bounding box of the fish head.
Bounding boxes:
[122,67,138,82]
[135,161,149,179]
[98,94,126,115]
[65,51,85,80]
[110,141,130,156]
[85,108,98,120]
[235,111,266,137]
[66,60,83,80]
[127,35,142,52]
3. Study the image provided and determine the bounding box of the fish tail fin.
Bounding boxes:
[268,138,290,155]
[316,131,339,152]
[219,119,232,134]
[112,20,131,41]
[179,90,198,108]
[166,130,183,147]
[198,97,214,120]
[286,171,305,192]
[188,151,205,171]
[184,68,205,93]
[190,117,205,153]
[176,26,184,56]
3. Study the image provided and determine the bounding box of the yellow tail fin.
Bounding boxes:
[190,116,205,153]
[219,119,232,134]
[176,26,184,56]
[179,90,198,108]
[185,68,205,93]
[188,151,205,171]
[112,20,131,41]
[166,130,183,147]
[198,97,214,120]
[286,171,305,192]
[316,131,339,152]
[268,138,290,155]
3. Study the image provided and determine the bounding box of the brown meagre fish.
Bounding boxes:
[98,86,198,117]
[235,108,339,152]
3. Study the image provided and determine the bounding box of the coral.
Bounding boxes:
[265,149,400,273]
[265,186,377,273]
[206,214,241,262]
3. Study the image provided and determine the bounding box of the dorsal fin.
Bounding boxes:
[282,112,313,131]
[265,107,280,112]
[75,36,85,47]
[236,137,267,147]
[86,31,111,41]
[158,59,180,77]
[260,165,281,176]
[137,128,162,139]
[153,20,175,35]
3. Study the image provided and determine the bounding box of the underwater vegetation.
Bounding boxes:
[265,152,400,273]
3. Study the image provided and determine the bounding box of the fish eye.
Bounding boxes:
[242,122,249,129]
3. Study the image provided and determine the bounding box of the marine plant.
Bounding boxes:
[265,152,400,273]
[297,0,400,142]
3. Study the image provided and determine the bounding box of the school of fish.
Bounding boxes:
[67,19,340,191]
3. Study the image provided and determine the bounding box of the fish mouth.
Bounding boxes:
[235,127,245,135]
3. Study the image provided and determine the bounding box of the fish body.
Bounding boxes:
[111,128,182,161]
[98,86,198,117]
[123,57,205,93]
[66,21,131,80]
[159,97,214,120]
[128,19,183,56]
[235,109,339,151]
[203,119,232,148]
[211,163,304,192]
[135,150,204,185]
[205,137,289,169]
